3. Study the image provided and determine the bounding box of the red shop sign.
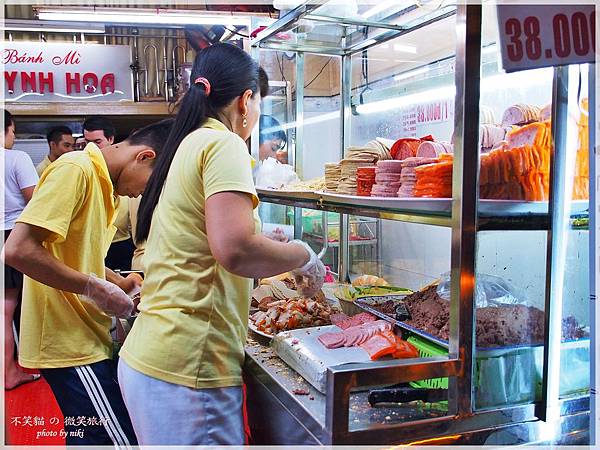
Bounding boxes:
[497,4,596,73]
[3,41,133,102]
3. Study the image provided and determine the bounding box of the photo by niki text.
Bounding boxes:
[10,415,112,440]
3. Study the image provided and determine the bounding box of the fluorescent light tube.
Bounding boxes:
[393,66,429,82]
[2,19,105,34]
[358,67,554,115]
[393,44,417,54]
[37,7,250,27]
[267,111,340,133]
[363,0,415,19]
[356,85,456,115]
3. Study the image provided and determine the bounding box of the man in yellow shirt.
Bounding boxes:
[35,126,75,176]
[83,116,136,270]
[4,119,173,446]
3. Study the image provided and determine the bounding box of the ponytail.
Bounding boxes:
[135,87,208,242]
[136,43,268,243]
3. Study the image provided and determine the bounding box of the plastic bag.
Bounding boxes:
[255,157,299,189]
[436,272,523,307]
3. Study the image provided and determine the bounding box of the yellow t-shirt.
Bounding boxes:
[112,196,131,243]
[128,195,145,270]
[35,155,51,176]
[120,118,260,389]
[18,143,118,368]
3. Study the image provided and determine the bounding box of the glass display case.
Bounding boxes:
[245,1,593,445]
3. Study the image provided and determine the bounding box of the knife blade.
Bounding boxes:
[368,387,447,405]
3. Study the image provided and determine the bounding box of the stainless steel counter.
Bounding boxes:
[244,337,455,445]
[244,337,589,445]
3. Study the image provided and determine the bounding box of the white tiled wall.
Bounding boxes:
[301,97,341,180]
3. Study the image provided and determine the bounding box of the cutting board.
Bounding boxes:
[271,325,371,393]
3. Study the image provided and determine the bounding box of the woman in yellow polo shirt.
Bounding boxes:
[118,43,324,445]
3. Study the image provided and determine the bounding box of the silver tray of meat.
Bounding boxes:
[271,325,373,393]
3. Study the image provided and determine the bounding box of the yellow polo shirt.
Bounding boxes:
[112,196,131,243]
[35,155,51,176]
[120,118,260,389]
[128,195,145,270]
[18,143,118,368]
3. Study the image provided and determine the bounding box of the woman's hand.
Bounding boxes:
[289,240,326,298]
[264,227,288,243]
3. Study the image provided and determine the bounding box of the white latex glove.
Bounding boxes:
[82,274,134,319]
[289,240,326,298]
[264,227,289,243]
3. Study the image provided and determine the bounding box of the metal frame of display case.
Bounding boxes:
[248,2,592,445]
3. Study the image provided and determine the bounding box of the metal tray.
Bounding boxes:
[271,325,372,393]
[479,199,589,216]
[257,187,319,200]
[316,191,588,217]
[353,299,589,356]
[247,292,341,345]
[317,191,451,213]
[248,320,273,345]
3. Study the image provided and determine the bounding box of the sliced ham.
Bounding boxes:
[501,104,542,126]
[390,138,421,160]
[502,105,527,126]
[333,312,376,330]
[507,122,543,148]
[540,103,552,121]
[480,125,507,151]
[318,332,345,349]
[330,313,349,328]
[416,141,452,158]
[317,319,393,349]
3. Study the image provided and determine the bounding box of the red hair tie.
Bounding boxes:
[194,77,211,96]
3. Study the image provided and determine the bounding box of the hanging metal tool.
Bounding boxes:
[359,27,372,105]
[172,44,186,98]
[142,43,160,97]
[130,30,141,102]
[317,212,329,259]
[162,37,170,101]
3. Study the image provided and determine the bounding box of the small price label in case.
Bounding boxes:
[497,4,596,72]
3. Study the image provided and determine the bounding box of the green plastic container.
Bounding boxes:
[406,333,590,408]
[407,335,448,390]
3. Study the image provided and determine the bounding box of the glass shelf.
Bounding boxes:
[257,189,589,230]
[252,0,456,56]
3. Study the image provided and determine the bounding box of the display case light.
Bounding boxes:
[360,66,554,115]
[393,66,429,82]
[356,85,456,114]
[362,0,416,19]
[393,44,417,54]
[375,43,417,54]
[36,7,251,27]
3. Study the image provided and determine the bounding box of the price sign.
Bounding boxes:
[497,4,596,72]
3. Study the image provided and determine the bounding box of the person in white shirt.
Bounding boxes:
[1,109,41,390]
